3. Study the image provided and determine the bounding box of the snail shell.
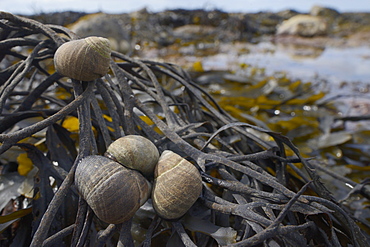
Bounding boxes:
[54,36,111,81]
[105,135,159,177]
[152,150,202,220]
[75,155,151,224]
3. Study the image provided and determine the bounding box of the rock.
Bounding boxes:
[276,9,300,20]
[173,25,217,41]
[276,14,328,37]
[248,12,286,35]
[310,5,340,19]
[347,30,370,46]
[129,7,149,20]
[25,8,370,47]
[27,11,86,26]
[153,31,175,47]
[156,10,190,28]
[69,13,131,53]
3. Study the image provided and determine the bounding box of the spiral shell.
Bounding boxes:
[105,135,159,177]
[54,36,111,81]
[151,150,202,220]
[75,155,151,224]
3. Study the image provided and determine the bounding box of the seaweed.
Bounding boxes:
[0,12,369,246]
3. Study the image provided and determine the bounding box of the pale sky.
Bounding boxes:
[1,0,369,15]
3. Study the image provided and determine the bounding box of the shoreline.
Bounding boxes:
[16,7,370,105]
[16,7,370,61]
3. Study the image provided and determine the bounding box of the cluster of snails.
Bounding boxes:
[74,135,203,224]
[56,37,203,223]
[54,36,111,81]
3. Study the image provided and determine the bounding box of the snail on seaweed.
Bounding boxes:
[54,36,111,81]
[105,135,159,177]
[74,135,159,223]
[75,136,201,222]
[151,150,203,220]
[74,155,151,224]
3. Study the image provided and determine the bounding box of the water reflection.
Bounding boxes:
[144,40,370,104]
[237,42,370,86]
[276,43,325,59]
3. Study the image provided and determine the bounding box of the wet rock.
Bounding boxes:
[157,9,229,28]
[173,25,217,41]
[276,9,300,20]
[25,8,370,48]
[153,31,176,47]
[248,12,286,36]
[337,13,370,37]
[347,30,370,47]
[310,5,340,19]
[129,7,150,20]
[310,6,341,34]
[156,10,191,28]
[276,14,328,37]
[25,11,86,26]
[69,13,131,53]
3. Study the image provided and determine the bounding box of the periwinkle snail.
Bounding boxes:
[74,155,151,224]
[74,135,158,224]
[105,135,159,177]
[74,135,203,223]
[152,150,202,220]
[54,36,111,81]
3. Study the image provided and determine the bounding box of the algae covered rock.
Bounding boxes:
[310,5,340,19]
[69,13,131,53]
[276,14,328,37]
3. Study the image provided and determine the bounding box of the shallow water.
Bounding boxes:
[144,40,370,118]
[198,42,370,91]
[239,42,370,86]
[190,42,370,117]
[151,41,370,130]
[146,41,370,89]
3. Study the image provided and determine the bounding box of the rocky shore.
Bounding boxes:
[24,5,370,55]
[21,6,370,109]
[20,6,370,101]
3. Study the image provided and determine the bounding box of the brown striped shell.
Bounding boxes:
[105,135,159,177]
[151,150,202,220]
[74,155,151,224]
[54,36,111,81]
